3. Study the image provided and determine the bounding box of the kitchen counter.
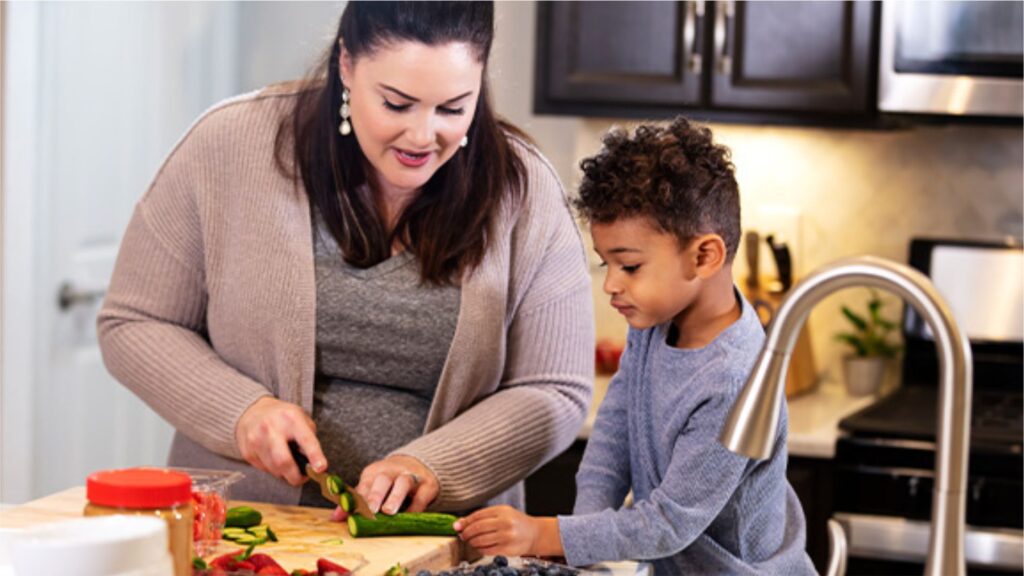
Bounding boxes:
[579,376,879,459]
[0,488,651,576]
[0,487,462,574]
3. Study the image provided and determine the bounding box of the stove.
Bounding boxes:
[835,238,1024,575]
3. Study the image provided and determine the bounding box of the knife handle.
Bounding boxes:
[288,440,310,476]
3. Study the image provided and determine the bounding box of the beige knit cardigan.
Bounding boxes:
[96,84,595,509]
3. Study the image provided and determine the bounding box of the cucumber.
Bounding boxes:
[232,533,267,545]
[338,491,353,513]
[347,512,458,538]
[225,506,262,528]
[326,474,344,496]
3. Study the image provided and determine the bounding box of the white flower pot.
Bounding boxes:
[843,355,887,397]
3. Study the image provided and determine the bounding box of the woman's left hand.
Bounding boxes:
[354,455,439,515]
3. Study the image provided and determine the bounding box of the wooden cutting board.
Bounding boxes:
[0,487,466,575]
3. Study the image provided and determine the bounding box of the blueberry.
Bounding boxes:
[488,570,501,576]
[494,556,509,568]
[416,571,432,576]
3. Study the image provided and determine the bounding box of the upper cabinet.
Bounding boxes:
[535,1,877,121]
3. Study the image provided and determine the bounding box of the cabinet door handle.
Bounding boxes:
[714,0,734,75]
[684,1,705,74]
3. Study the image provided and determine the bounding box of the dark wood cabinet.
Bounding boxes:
[787,456,836,575]
[536,1,878,122]
[524,439,586,516]
[539,1,701,107]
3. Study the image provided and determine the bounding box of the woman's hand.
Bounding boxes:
[354,455,439,515]
[454,505,562,557]
[235,396,326,486]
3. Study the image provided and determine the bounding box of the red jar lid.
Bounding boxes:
[87,467,192,509]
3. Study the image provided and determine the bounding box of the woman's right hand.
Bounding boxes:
[235,396,327,486]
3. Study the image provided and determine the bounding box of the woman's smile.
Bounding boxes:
[393,147,433,168]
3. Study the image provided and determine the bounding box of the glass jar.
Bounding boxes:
[84,467,193,576]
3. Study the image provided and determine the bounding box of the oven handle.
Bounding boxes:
[832,512,1024,571]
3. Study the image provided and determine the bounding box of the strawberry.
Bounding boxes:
[317,558,351,575]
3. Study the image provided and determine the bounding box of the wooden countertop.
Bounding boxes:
[0,487,464,575]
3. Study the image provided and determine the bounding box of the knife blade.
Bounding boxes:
[288,441,375,519]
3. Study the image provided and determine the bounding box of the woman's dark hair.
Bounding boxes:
[574,116,741,260]
[275,1,527,285]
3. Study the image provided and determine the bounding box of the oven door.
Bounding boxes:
[833,513,1024,574]
[879,1,1023,116]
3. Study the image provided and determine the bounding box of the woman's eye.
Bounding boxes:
[438,106,465,116]
[622,265,640,274]
[383,100,411,112]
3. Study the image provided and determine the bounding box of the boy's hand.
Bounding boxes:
[454,505,562,557]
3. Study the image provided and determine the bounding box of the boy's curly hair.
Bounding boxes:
[575,116,741,260]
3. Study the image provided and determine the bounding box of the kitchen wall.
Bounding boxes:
[491,1,1024,380]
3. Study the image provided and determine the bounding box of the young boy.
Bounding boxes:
[454,117,815,575]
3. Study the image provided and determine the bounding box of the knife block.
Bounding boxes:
[741,283,819,398]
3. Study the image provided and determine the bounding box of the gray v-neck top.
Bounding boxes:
[300,218,460,506]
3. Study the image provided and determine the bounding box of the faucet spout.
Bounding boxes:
[719,256,972,576]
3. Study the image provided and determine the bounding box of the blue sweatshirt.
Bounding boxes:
[558,295,816,575]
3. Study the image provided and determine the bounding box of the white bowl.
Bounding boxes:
[7,516,173,576]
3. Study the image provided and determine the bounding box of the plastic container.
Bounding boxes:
[7,516,173,576]
[84,467,193,576]
[170,468,244,556]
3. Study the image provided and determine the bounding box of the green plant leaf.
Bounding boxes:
[835,333,868,356]
[841,306,868,332]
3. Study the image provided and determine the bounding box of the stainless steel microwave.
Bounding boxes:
[879,1,1023,117]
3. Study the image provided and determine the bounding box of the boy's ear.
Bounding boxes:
[691,233,727,278]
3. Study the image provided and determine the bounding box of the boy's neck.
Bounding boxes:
[670,265,741,349]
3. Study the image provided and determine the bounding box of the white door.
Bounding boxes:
[3,2,240,501]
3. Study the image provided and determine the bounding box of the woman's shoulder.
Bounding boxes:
[171,81,311,151]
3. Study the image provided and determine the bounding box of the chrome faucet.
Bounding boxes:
[719,256,972,576]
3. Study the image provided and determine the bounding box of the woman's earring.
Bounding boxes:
[459,135,468,148]
[339,87,352,136]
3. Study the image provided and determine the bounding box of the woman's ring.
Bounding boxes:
[406,473,420,486]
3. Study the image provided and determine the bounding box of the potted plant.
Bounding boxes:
[835,290,902,396]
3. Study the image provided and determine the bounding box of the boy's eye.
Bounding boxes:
[438,106,465,116]
[383,99,411,112]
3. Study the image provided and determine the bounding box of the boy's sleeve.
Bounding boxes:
[572,338,634,514]
[558,392,749,566]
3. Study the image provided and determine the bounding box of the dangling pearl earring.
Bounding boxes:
[459,135,468,148]
[338,86,352,136]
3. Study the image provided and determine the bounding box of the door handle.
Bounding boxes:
[684,1,705,74]
[713,0,734,75]
[57,281,105,311]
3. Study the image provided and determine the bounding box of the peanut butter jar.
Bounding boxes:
[84,467,193,576]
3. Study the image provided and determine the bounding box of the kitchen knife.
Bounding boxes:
[288,441,375,519]
[765,234,793,292]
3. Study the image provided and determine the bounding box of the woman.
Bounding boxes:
[97,1,594,514]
